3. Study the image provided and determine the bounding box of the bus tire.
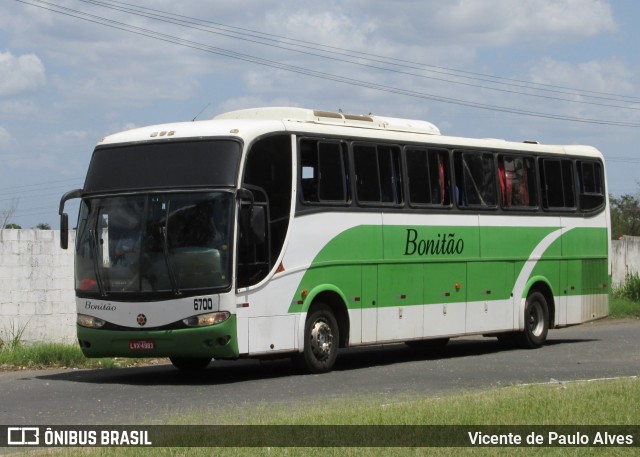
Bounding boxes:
[297,304,339,374]
[169,356,211,371]
[516,290,549,349]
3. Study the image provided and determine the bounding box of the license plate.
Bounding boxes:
[129,339,155,350]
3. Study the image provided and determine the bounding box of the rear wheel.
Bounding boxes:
[296,304,339,374]
[516,290,549,349]
[169,357,211,371]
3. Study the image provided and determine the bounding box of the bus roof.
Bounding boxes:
[96,107,603,159]
[215,107,441,135]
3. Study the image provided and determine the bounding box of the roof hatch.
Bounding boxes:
[214,107,440,135]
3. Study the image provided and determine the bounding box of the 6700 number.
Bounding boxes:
[194,298,214,311]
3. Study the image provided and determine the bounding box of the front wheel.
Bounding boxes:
[516,290,549,349]
[169,357,211,371]
[296,304,339,374]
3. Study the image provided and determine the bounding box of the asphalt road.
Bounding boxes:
[1,318,639,425]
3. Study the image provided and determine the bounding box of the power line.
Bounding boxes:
[16,0,640,128]
[606,157,640,163]
[0,177,83,227]
[0,177,84,194]
[0,185,84,203]
[92,0,640,105]
[71,0,640,112]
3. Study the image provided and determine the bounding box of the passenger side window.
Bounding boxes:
[405,148,451,207]
[353,143,402,205]
[454,151,497,208]
[300,139,349,204]
[540,158,576,211]
[577,160,605,211]
[498,155,538,209]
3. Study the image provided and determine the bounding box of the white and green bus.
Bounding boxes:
[59,107,610,373]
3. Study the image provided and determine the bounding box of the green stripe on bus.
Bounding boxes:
[287,225,608,313]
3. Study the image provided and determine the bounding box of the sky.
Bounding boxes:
[1,0,640,229]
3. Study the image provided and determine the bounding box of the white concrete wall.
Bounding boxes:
[0,229,76,345]
[1,230,639,344]
[611,235,640,286]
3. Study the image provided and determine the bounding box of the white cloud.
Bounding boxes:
[522,57,639,125]
[268,9,375,50]
[338,0,615,51]
[0,100,38,119]
[217,95,302,115]
[0,125,11,148]
[430,0,616,46]
[0,51,46,97]
[61,130,89,141]
[529,0,616,37]
[529,57,634,94]
[49,56,203,108]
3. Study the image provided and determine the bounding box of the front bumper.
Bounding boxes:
[77,314,239,359]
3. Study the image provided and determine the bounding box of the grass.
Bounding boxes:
[609,296,640,318]
[36,377,640,456]
[612,273,640,302]
[0,342,155,370]
[0,318,28,352]
[172,376,640,426]
[611,273,640,316]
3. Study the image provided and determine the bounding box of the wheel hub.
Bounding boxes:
[528,301,544,337]
[310,319,333,359]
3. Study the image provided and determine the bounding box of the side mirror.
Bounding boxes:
[59,188,82,249]
[60,213,69,250]
[250,205,266,244]
[236,188,267,244]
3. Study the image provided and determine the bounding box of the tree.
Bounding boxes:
[1,198,19,230]
[610,193,640,239]
[4,223,21,229]
[35,223,51,230]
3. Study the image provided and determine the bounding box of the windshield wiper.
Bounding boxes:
[89,228,107,297]
[161,213,181,296]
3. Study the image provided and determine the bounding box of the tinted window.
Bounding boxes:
[353,143,402,205]
[85,140,240,193]
[540,159,576,210]
[240,135,292,287]
[498,155,538,209]
[300,139,348,204]
[454,151,497,208]
[354,144,381,202]
[577,160,605,211]
[406,148,451,206]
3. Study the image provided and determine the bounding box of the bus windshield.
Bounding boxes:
[75,191,233,299]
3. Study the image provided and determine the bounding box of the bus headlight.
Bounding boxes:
[77,314,106,328]
[182,311,230,328]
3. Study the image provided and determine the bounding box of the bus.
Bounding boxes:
[59,107,610,373]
